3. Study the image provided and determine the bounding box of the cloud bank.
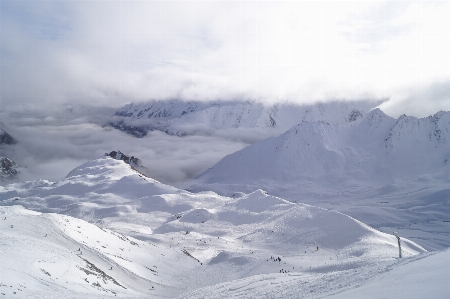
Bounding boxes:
[0,106,253,186]
[1,1,449,117]
[1,1,449,186]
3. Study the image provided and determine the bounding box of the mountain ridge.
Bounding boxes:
[107,100,380,137]
[193,108,450,186]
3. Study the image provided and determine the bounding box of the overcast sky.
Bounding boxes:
[1,1,449,117]
[1,1,449,185]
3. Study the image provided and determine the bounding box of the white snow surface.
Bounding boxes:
[179,249,450,299]
[1,156,442,298]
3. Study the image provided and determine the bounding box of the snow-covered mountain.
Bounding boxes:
[0,155,429,298]
[187,109,450,251]
[107,100,379,137]
[193,108,450,186]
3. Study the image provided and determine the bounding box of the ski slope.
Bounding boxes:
[179,249,450,299]
[0,155,435,298]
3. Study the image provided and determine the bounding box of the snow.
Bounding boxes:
[179,250,450,299]
[0,205,199,298]
[1,107,449,298]
[326,249,450,299]
[189,109,450,251]
[193,109,450,185]
[0,155,436,298]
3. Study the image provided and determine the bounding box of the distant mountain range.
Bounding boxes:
[191,108,450,192]
[107,100,379,137]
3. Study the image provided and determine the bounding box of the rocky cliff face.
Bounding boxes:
[0,157,19,181]
[0,129,18,182]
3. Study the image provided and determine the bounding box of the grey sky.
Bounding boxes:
[1,1,449,117]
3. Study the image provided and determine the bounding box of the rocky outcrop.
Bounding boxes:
[0,157,19,181]
[105,151,141,167]
[0,129,15,145]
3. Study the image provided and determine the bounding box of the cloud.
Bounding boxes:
[0,106,254,187]
[379,80,450,118]
[1,1,449,115]
[0,1,449,186]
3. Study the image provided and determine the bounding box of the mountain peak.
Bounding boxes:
[0,129,16,145]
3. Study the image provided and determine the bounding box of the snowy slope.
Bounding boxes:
[178,249,450,299]
[194,108,450,185]
[0,205,198,298]
[0,156,428,298]
[326,249,450,299]
[189,109,450,251]
[107,100,378,137]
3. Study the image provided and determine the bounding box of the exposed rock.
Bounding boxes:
[105,151,141,167]
[0,157,19,181]
[0,129,16,145]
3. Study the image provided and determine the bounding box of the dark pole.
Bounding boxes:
[393,232,402,258]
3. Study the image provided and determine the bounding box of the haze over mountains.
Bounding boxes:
[107,100,379,138]
[0,100,449,298]
[1,1,449,297]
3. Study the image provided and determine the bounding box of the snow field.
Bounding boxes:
[0,156,429,298]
